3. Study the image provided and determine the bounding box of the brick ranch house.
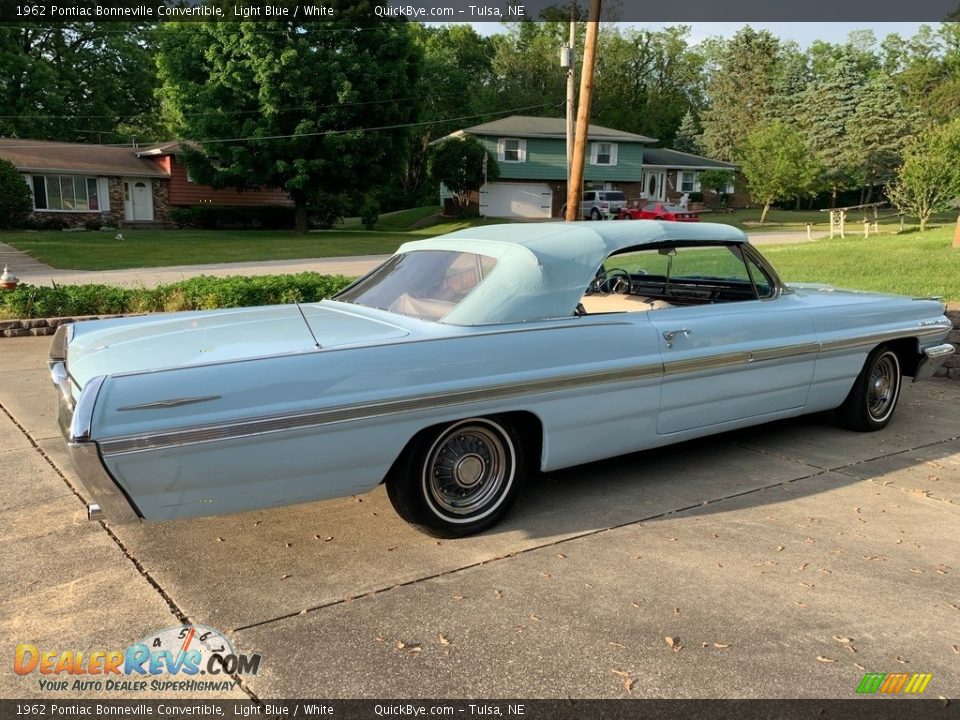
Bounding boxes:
[0,138,292,228]
[433,116,743,218]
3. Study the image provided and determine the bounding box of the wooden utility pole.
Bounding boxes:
[565,11,576,173]
[565,0,601,222]
[954,212,960,249]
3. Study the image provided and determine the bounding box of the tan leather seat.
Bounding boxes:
[580,294,672,314]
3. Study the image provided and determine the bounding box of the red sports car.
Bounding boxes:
[618,202,700,222]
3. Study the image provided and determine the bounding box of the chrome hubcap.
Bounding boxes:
[454,454,485,487]
[867,354,898,420]
[427,425,507,516]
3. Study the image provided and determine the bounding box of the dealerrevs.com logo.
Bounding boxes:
[14,625,262,693]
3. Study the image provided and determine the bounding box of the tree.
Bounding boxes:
[698,169,735,206]
[700,27,783,162]
[800,50,864,206]
[0,23,160,142]
[156,10,421,233]
[763,42,809,126]
[593,26,705,145]
[672,110,702,154]
[738,123,821,223]
[0,159,32,229]
[887,119,960,232]
[430,137,499,215]
[847,74,916,202]
[399,24,494,209]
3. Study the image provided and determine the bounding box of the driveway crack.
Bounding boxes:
[0,400,264,705]
[232,466,833,634]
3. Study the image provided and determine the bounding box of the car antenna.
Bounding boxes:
[295,300,323,349]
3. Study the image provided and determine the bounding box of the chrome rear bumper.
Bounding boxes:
[49,328,141,524]
[915,343,956,382]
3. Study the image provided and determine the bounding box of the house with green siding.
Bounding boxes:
[434,116,737,218]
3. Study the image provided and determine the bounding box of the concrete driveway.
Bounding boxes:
[1,335,957,701]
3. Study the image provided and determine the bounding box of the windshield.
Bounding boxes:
[334,250,498,321]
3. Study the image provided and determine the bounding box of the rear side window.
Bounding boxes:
[335,250,498,321]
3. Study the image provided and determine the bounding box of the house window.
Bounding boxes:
[590,142,618,166]
[30,174,102,211]
[498,138,526,163]
[679,171,700,193]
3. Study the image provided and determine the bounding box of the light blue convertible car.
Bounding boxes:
[50,221,954,537]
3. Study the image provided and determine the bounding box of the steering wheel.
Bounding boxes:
[588,267,632,295]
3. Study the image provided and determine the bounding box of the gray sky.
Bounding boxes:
[455,21,933,47]
[639,22,931,47]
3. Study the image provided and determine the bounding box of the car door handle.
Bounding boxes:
[663,329,691,348]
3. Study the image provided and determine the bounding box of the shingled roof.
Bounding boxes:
[641,148,737,170]
[0,138,169,177]
[436,115,656,144]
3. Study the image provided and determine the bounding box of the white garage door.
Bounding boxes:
[480,182,553,218]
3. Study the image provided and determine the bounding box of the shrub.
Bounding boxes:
[359,196,380,230]
[23,216,69,231]
[168,205,295,229]
[308,193,348,229]
[0,159,33,230]
[0,273,353,320]
[84,219,102,231]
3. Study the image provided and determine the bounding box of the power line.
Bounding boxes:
[0,102,561,150]
[0,90,478,120]
[187,103,560,145]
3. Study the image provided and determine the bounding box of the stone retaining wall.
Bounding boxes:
[0,315,128,337]
[936,306,960,380]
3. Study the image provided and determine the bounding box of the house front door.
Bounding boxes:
[123,179,154,221]
[643,171,666,201]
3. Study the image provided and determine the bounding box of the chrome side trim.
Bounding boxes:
[749,342,822,363]
[117,395,222,411]
[820,324,951,353]
[95,322,949,458]
[663,342,821,377]
[99,361,664,456]
[664,352,750,377]
[914,343,956,382]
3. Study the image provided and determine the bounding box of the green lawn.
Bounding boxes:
[1,229,414,270]
[703,207,958,232]
[0,207,518,271]
[764,226,959,301]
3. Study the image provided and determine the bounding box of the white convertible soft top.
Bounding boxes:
[395,220,748,325]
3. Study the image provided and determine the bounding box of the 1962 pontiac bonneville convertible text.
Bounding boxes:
[50,221,955,536]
